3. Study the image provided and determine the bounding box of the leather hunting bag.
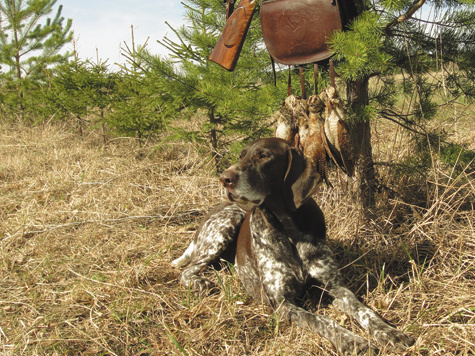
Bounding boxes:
[260,0,357,65]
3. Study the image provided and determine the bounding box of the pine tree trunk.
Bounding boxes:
[101,110,108,144]
[14,28,25,110]
[77,115,84,137]
[208,109,220,171]
[346,77,376,210]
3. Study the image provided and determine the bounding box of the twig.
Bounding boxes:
[68,269,174,309]
[385,0,427,32]
[338,248,374,271]
[3,210,205,240]
[0,301,40,315]
[0,325,8,341]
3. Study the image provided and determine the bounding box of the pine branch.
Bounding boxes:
[385,0,427,32]
[412,17,460,29]
[157,21,201,62]
[379,108,426,135]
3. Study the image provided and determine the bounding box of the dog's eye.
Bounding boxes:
[256,152,270,161]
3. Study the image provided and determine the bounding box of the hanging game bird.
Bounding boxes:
[322,87,357,177]
[287,95,308,148]
[303,94,332,187]
[274,95,307,147]
[273,100,294,143]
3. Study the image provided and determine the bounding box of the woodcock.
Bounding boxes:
[272,101,294,143]
[274,95,307,147]
[274,87,358,186]
[303,94,332,186]
[322,86,357,177]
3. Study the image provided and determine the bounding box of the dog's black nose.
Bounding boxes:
[219,169,238,188]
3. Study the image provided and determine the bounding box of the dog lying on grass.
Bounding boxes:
[172,137,415,355]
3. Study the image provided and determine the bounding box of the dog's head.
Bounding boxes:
[220,138,320,212]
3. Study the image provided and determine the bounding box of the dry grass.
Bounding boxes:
[0,114,474,355]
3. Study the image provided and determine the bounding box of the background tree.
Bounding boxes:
[151,0,474,202]
[0,0,72,112]
[328,0,475,209]
[121,0,286,170]
[42,55,115,136]
[106,35,172,142]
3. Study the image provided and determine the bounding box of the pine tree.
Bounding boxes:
[328,0,475,208]
[43,56,115,136]
[106,34,170,141]
[122,0,284,170]
[0,0,72,112]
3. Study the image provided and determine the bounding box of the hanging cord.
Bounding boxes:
[287,66,292,96]
[271,56,277,86]
[329,59,336,88]
[225,0,235,19]
[314,63,319,95]
[299,65,306,99]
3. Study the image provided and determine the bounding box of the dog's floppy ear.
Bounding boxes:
[283,147,321,211]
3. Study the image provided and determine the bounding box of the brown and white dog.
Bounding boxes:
[172,137,414,355]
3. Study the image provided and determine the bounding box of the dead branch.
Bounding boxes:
[385,0,427,32]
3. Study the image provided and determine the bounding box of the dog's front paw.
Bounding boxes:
[373,325,415,352]
[335,334,378,356]
[178,267,216,294]
[189,276,215,294]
